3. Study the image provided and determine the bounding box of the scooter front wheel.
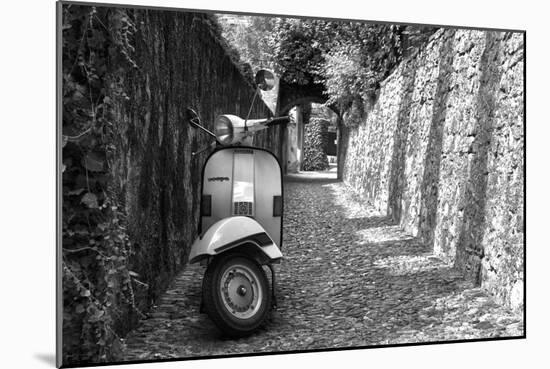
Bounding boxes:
[202,253,270,337]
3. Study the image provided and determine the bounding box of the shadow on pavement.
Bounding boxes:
[284,170,339,183]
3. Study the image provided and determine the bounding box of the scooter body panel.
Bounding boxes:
[189,146,284,264]
[199,146,283,247]
[189,216,283,263]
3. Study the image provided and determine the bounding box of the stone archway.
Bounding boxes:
[275,79,328,116]
[275,79,341,175]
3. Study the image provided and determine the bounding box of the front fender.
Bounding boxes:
[189,216,283,264]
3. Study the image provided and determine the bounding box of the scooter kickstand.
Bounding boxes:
[267,264,277,309]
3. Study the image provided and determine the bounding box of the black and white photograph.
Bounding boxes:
[54,0,528,367]
[8,0,550,367]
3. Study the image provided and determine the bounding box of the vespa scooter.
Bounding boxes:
[186,70,288,337]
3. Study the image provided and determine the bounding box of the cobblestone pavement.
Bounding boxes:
[118,172,523,361]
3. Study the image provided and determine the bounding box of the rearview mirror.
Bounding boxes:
[186,107,201,128]
[255,70,275,91]
[185,107,218,142]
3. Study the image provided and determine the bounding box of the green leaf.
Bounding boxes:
[82,152,105,172]
[88,309,105,323]
[75,304,85,314]
[81,193,99,209]
[68,188,86,196]
[80,289,91,297]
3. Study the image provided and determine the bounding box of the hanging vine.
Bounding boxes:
[61,4,145,363]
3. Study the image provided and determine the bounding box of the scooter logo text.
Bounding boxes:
[208,176,230,182]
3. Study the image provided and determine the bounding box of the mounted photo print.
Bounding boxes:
[57,0,525,367]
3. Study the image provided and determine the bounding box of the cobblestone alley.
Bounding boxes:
[119,172,523,361]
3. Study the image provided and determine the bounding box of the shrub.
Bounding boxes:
[303,118,329,171]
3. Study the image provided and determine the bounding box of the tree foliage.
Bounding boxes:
[216,15,277,73]
[267,18,435,115]
[268,20,401,107]
[268,19,328,85]
[319,24,402,107]
[217,14,436,118]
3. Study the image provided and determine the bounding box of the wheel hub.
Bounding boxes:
[220,264,262,319]
[237,285,247,296]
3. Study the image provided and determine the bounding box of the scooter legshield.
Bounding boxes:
[189,216,283,264]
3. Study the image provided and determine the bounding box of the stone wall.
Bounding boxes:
[342,29,524,310]
[476,33,524,309]
[343,63,413,215]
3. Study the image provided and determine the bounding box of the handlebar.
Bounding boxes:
[265,116,290,126]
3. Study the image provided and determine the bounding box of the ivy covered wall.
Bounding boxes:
[302,118,329,171]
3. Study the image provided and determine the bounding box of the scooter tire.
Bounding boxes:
[202,252,271,337]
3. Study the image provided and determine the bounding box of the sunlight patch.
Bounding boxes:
[356,225,414,244]
[324,182,383,219]
[373,254,450,276]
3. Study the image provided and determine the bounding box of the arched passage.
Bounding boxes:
[275,79,342,176]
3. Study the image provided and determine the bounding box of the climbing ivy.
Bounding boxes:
[303,118,329,171]
[61,4,145,363]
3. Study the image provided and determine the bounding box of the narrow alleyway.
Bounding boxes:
[119,172,523,361]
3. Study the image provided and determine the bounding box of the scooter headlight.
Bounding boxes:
[214,115,234,145]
